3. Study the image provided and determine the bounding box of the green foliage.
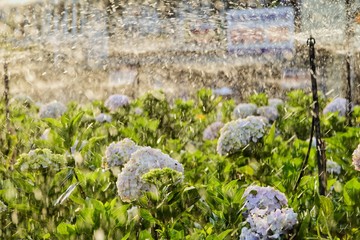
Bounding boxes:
[248,92,268,106]
[0,89,359,239]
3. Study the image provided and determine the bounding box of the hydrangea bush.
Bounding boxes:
[240,185,298,240]
[217,116,268,156]
[15,148,67,172]
[232,103,257,120]
[323,98,348,116]
[203,121,224,141]
[352,143,360,171]
[103,138,140,168]
[38,101,67,118]
[117,147,184,202]
[104,94,130,112]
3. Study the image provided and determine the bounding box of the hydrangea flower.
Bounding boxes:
[240,185,297,240]
[323,98,349,116]
[103,138,140,168]
[133,107,144,115]
[326,160,341,175]
[39,101,67,119]
[232,103,257,120]
[217,116,267,156]
[268,98,284,108]
[352,144,360,171]
[104,94,130,112]
[117,147,184,202]
[9,94,34,107]
[256,106,279,122]
[15,148,67,172]
[203,121,224,141]
[242,185,288,213]
[95,113,112,123]
[0,200,7,213]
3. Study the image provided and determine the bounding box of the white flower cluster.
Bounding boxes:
[104,138,140,168]
[10,95,34,107]
[268,98,284,108]
[256,106,279,122]
[326,160,341,175]
[217,116,267,156]
[39,101,67,119]
[203,121,224,141]
[240,185,298,240]
[323,98,348,116]
[117,147,184,202]
[15,148,67,172]
[95,113,112,123]
[0,200,7,213]
[233,103,257,120]
[352,144,360,171]
[104,94,130,112]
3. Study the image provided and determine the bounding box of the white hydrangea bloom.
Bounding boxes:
[39,101,66,119]
[9,95,34,107]
[268,98,284,108]
[256,106,279,122]
[133,107,144,115]
[203,121,224,141]
[241,185,297,239]
[232,103,257,120]
[326,160,341,175]
[0,200,7,212]
[217,116,267,156]
[104,94,130,112]
[243,208,298,239]
[127,206,140,221]
[104,138,140,168]
[352,144,360,171]
[243,185,288,213]
[117,147,184,202]
[323,98,348,116]
[95,113,112,123]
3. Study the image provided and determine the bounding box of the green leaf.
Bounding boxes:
[343,177,360,206]
[54,182,79,206]
[140,209,158,224]
[57,222,76,235]
[139,230,154,240]
[121,232,131,240]
[217,229,233,239]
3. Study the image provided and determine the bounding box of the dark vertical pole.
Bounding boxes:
[4,61,10,130]
[345,0,353,126]
[307,36,327,196]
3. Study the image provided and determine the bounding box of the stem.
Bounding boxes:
[294,116,315,191]
[4,61,10,132]
[346,54,352,126]
[307,36,327,196]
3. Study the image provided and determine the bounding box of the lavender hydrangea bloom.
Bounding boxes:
[268,98,284,108]
[117,147,184,202]
[95,113,112,123]
[203,121,224,141]
[256,106,279,122]
[239,227,260,240]
[217,116,267,156]
[240,185,297,240]
[104,94,130,112]
[243,186,288,213]
[39,101,66,119]
[352,144,360,171]
[233,103,257,120]
[323,98,349,116]
[326,160,341,175]
[104,138,140,168]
